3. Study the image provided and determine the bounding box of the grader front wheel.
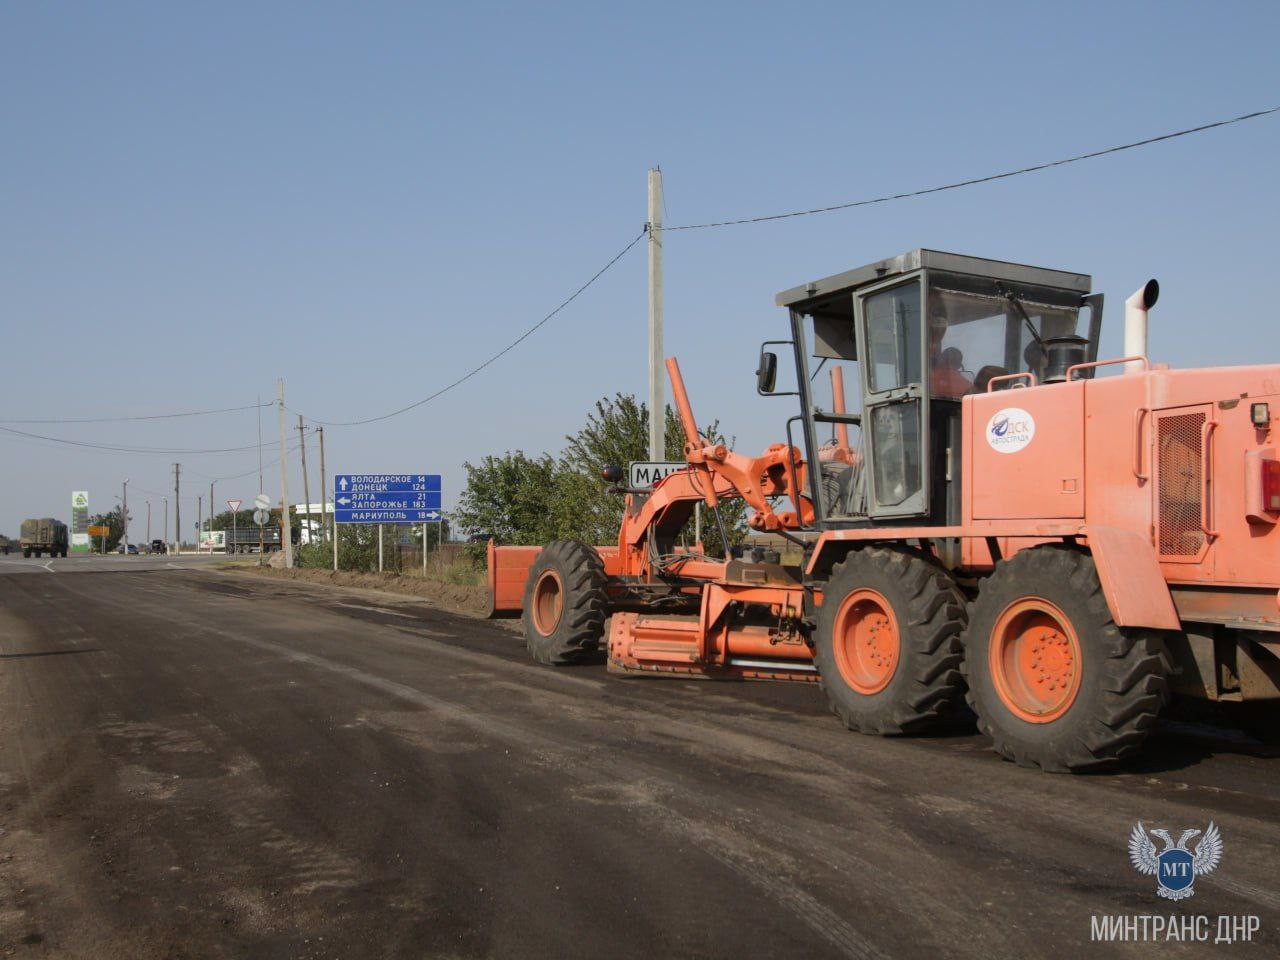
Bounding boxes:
[814,547,967,734]
[963,546,1169,773]
[521,539,608,666]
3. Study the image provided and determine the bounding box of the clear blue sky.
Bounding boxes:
[2,1,1278,539]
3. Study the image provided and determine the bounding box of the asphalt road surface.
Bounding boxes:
[1,558,1277,958]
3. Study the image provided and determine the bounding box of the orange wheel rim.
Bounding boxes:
[989,597,1082,723]
[531,570,564,635]
[832,588,900,695]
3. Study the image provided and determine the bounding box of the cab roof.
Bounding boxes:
[774,249,1091,311]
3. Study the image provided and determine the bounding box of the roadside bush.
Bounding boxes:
[296,526,405,573]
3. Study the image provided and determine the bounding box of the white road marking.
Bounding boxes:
[0,558,54,572]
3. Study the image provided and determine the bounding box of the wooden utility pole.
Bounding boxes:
[648,167,665,461]
[277,379,293,568]
[298,415,312,548]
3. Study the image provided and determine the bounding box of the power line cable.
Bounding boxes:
[0,401,273,425]
[663,106,1280,231]
[292,228,648,427]
[186,444,299,482]
[288,106,1275,430]
[0,423,312,456]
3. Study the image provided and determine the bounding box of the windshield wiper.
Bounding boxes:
[997,282,1045,348]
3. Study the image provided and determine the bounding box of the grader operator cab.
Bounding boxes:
[489,248,1280,773]
[770,249,1102,541]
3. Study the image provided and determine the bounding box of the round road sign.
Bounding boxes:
[254,493,271,510]
[253,508,270,525]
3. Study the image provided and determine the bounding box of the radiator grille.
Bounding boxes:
[1156,412,1205,558]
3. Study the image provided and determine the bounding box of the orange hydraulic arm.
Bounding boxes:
[662,357,814,533]
[603,357,817,678]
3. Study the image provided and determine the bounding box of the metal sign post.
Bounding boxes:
[227,499,241,555]
[333,475,442,576]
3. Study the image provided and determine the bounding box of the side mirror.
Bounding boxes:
[600,465,624,484]
[756,351,778,394]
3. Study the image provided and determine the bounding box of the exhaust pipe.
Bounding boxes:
[1124,279,1159,373]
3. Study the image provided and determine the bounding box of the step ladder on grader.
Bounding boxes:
[489,249,1280,772]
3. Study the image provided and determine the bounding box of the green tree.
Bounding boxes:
[554,394,748,553]
[455,451,560,547]
[87,508,125,552]
[457,394,750,559]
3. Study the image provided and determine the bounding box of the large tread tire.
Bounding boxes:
[521,539,608,666]
[962,546,1169,773]
[814,546,967,734]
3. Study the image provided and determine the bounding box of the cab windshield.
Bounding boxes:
[927,279,1086,397]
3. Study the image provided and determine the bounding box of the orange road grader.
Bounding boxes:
[489,249,1280,772]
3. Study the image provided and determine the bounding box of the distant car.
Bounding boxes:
[150,540,167,555]
[116,543,139,555]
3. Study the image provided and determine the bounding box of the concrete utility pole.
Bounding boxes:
[146,500,151,542]
[317,426,327,545]
[209,481,215,552]
[173,464,181,555]
[197,495,202,551]
[163,496,169,547]
[648,167,665,461]
[121,478,130,551]
[277,379,293,568]
[298,415,311,547]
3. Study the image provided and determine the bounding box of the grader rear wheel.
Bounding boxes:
[521,539,608,665]
[814,546,967,734]
[962,546,1170,773]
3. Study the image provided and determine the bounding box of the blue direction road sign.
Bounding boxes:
[333,474,442,524]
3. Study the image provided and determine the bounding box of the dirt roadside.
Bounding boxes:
[211,564,498,620]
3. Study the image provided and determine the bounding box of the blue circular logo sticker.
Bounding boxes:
[985,407,1035,454]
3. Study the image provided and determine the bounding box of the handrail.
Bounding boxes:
[986,371,1037,392]
[1067,355,1149,380]
[1132,407,1150,482]
[1200,420,1219,540]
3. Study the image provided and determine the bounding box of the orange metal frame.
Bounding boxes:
[492,348,1280,680]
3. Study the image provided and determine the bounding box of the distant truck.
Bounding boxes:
[0,535,12,555]
[223,525,296,554]
[20,518,69,558]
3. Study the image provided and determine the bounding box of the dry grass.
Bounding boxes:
[216,560,494,619]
